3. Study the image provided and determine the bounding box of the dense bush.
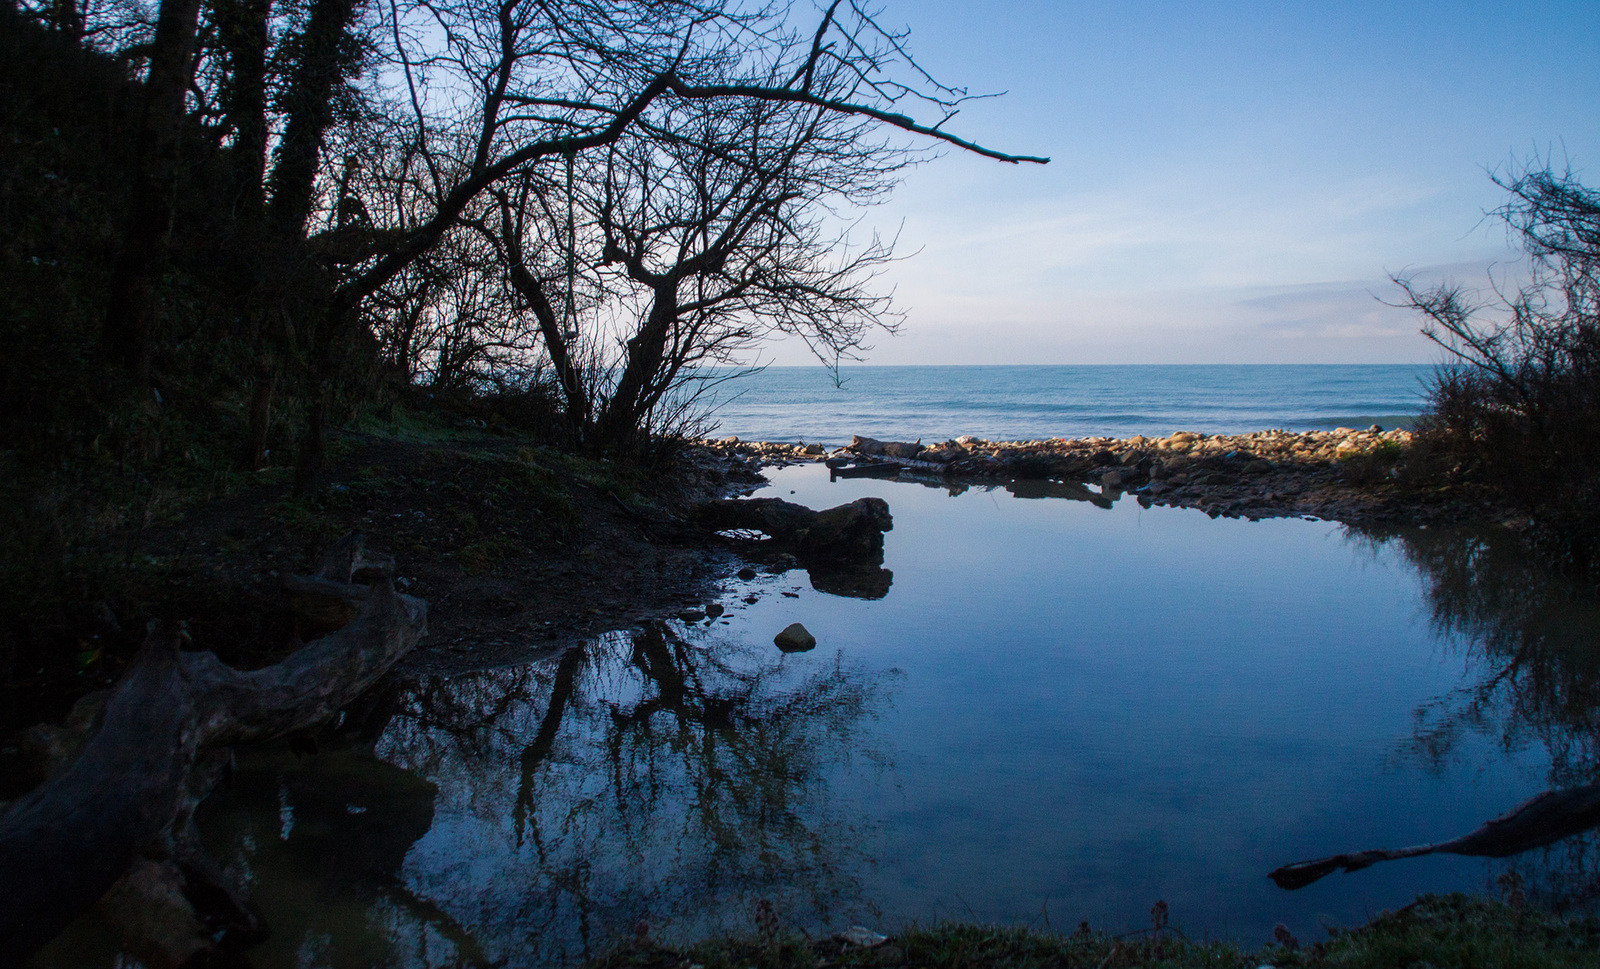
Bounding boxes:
[1402,162,1600,570]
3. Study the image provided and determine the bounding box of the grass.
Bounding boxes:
[587,895,1600,969]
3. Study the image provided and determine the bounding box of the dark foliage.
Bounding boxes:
[1401,162,1600,571]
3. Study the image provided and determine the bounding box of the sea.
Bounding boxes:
[694,364,1434,445]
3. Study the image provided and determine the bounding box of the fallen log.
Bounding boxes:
[829,462,903,480]
[1269,780,1600,890]
[0,535,427,966]
[693,496,892,557]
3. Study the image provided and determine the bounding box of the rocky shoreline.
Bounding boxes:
[701,426,1520,528]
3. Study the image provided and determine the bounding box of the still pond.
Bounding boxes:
[56,462,1600,967]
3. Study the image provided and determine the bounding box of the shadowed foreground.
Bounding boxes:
[590,895,1599,969]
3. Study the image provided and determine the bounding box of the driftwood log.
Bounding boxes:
[0,535,427,967]
[1269,780,1600,890]
[694,496,896,600]
[694,496,892,557]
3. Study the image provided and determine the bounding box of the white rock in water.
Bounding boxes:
[839,926,888,947]
[774,622,816,652]
[956,435,979,445]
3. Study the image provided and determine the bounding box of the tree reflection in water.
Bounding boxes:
[1348,523,1600,910]
[205,621,892,967]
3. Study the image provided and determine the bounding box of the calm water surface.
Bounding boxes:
[59,463,1600,968]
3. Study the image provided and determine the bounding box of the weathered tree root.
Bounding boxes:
[1269,781,1600,890]
[0,535,427,967]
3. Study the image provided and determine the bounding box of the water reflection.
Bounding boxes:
[1337,523,1600,909]
[180,476,1600,966]
[200,623,891,967]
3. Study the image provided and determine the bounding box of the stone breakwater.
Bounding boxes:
[700,427,1517,527]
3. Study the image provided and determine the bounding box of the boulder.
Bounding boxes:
[774,622,816,652]
[882,441,924,460]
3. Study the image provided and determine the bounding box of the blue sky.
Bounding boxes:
[769,0,1600,365]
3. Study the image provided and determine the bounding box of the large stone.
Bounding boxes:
[774,622,816,652]
[882,441,924,460]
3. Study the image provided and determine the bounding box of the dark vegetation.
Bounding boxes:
[0,0,1040,730]
[589,895,1600,969]
[1400,162,1600,572]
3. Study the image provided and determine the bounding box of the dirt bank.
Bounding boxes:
[0,430,768,745]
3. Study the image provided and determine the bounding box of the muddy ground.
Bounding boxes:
[0,430,770,747]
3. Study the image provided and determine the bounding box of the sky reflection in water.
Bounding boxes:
[189,462,1600,968]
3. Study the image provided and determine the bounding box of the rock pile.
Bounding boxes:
[700,427,1514,527]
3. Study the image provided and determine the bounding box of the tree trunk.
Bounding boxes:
[1269,780,1600,890]
[0,536,427,965]
[245,368,275,470]
[266,0,360,238]
[215,0,270,220]
[597,286,679,447]
[293,379,329,496]
[500,212,591,441]
[102,0,204,382]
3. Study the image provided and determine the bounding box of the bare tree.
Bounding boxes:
[1399,159,1600,566]
[285,0,1046,480]
[590,94,907,447]
[35,0,1048,480]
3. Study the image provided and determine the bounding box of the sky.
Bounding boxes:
[764,0,1600,366]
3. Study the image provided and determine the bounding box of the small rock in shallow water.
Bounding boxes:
[838,926,888,947]
[676,609,705,623]
[706,603,725,618]
[737,567,758,580]
[774,622,816,651]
